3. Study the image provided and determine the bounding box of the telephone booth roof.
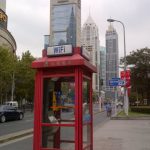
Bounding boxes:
[32,48,97,73]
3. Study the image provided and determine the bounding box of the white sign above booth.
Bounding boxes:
[47,45,73,56]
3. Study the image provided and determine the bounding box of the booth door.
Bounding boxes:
[82,78,92,150]
[42,76,75,150]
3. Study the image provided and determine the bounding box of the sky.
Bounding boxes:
[6,0,150,58]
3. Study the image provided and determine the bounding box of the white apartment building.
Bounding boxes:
[81,14,100,94]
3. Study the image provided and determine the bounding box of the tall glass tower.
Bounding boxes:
[0,0,6,12]
[100,46,106,91]
[105,23,119,99]
[106,24,119,86]
[50,0,81,47]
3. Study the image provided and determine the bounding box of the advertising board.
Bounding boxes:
[0,9,7,29]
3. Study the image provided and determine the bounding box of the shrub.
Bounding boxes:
[130,106,150,114]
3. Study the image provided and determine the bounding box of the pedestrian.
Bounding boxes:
[106,102,112,117]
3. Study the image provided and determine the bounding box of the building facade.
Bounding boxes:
[0,0,16,52]
[0,0,6,12]
[100,46,106,91]
[44,35,50,49]
[105,24,119,99]
[50,0,81,47]
[81,15,100,94]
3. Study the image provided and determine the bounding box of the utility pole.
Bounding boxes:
[11,72,15,101]
[107,18,128,116]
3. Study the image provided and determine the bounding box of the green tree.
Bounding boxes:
[15,51,35,104]
[121,48,150,104]
[0,46,17,104]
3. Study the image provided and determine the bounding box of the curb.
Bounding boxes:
[94,110,105,115]
[111,116,150,120]
[0,129,33,144]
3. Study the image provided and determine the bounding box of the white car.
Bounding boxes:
[5,101,18,108]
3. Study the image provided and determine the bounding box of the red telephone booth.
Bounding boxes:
[32,46,96,150]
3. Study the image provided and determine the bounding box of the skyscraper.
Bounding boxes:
[50,0,81,47]
[0,0,6,12]
[105,23,119,98]
[81,14,100,93]
[100,46,106,91]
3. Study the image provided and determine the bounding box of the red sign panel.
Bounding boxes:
[120,70,131,87]
[120,70,130,79]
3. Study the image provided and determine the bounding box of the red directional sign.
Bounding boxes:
[120,70,130,79]
[120,70,131,87]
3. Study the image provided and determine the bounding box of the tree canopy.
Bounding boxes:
[15,51,35,103]
[0,46,17,103]
[0,47,35,105]
[121,47,150,104]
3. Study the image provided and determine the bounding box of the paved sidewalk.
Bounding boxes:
[94,120,150,150]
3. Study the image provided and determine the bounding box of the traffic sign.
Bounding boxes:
[109,79,126,86]
[109,80,119,86]
[120,70,130,79]
[118,80,126,86]
[112,77,120,80]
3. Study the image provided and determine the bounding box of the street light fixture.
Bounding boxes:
[107,18,129,116]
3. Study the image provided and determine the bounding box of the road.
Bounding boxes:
[0,109,108,150]
[0,104,104,136]
[0,136,33,150]
[0,111,33,136]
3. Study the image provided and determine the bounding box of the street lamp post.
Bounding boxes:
[107,18,128,116]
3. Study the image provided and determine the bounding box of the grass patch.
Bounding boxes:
[117,110,150,117]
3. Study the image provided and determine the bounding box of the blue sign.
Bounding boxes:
[118,80,126,86]
[109,80,119,86]
[109,79,125,86]
[112,77,120,80]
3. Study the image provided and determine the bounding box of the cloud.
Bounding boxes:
[81,0,150,56]
[6,0,150,57]
[7,0,49,57]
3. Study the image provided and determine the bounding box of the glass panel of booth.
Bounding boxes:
[82,78,91,149]
[42,76,75,149]
[42,126,75,149]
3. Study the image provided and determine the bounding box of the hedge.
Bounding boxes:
[130,106,150,114]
